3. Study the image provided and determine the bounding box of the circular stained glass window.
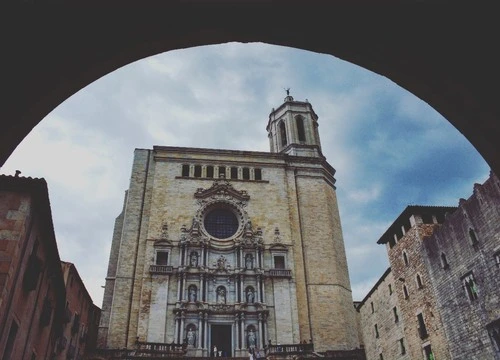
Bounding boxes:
[204,208,239,239]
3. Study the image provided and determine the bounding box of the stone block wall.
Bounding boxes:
[388,224,450,360]
[423,171,500,359]
[358,269,409,360]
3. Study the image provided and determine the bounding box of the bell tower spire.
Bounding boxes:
[266,90,322,157]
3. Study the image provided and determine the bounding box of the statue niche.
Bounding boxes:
[188,285,197,302]
[190,251,199,267]
[216,286,227,304]
[245,253,254,270]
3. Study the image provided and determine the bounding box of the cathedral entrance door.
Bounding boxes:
[211,324,232,357]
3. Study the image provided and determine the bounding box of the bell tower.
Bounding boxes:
[267,91,322,157]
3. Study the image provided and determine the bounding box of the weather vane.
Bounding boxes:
[284,87,291,96]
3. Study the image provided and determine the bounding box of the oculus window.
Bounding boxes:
[204,209,238,239]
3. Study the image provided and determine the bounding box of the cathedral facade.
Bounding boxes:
[98,96,359,356]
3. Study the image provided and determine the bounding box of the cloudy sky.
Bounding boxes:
[0,42,491,306]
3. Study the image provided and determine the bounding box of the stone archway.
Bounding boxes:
[2,5,499,174]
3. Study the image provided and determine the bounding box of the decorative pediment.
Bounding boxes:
[154,239,173,247]
[194,179,250,202]
[269,243,288,250]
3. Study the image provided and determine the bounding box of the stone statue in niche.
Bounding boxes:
[187,327,196,346]
[189,286,197,302]
[190,252,198,267]
[246,288,255,303]
[245,254,254,269]
[248,328,256,348]
[216,287,226,304]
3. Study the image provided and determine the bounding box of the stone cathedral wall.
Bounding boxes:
[102,146,359,353]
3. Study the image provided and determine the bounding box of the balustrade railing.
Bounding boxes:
[266,342,314,354]
[267,269,292,278]
[150,265,174,274]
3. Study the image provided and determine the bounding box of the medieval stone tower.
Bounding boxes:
[98,95,359,356]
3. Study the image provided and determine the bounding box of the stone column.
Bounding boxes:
[180,312,185,343]
[261,277,266,303]
[204,313,209,351]
[174,313,179,344]
[176,274,182,301]
[263,315,268,346]
[198,312,203,349]
[234,313,240,350]
[258,314,263,349]
[255,275,260,304]
[200,274,205,302]
[182,275,187,301]
[201,245,205,267]
[241,313,246,349]
[183,245,188,266]
[240,274,244,303]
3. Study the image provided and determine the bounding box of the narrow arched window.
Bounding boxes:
[403,285,409,299]
[280,122,287,147]
[440,252,449,269]
[296,116,306,142]
[469,228,479,246]
[403,251,409,266]
[416,274,423,289]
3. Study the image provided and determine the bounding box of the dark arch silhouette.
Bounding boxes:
[2,5,499,174]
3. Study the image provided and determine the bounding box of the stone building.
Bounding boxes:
[423,171,500,359]
[0,174,66,360]
[98,95,360,356]
[358,171,500,360]
[56,261,101,360]
[358,205,456,360]
[357,268,409,360]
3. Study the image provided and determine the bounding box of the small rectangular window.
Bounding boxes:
[194,165,202,178]
[182,164,190,177]
[242,167,250,180]
[403,285,409,299]
[417,313,428,339]
[417,274,423,289]
[388,284,393,295]
[469,228,479,246]
[379,354,384,360]
[393,307,399,323]
[273,256,285,269]
[206,166,214,178]
[399,338,406,355]
[370,302,374,313]
[424,345,434,360]
[254,168,262,181]
[463,272,479,300]
[219,166,226,178]
[156,251,168,265]
[374,324,379,338]
[495,252,500,268]
[440,252,450,269]
[230,167,238,179]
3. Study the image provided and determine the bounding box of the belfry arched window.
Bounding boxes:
[280,121,287,147]
[296,116,306,142]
